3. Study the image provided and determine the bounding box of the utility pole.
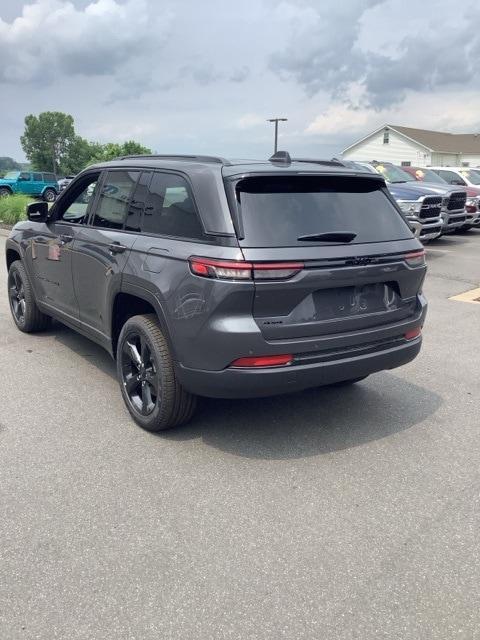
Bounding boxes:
[267,118,288,154]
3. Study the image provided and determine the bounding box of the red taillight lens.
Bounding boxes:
[404,250,426,267]
[404,327,422,340]
[230,354,293,368]
[253,262,304,280]
[189,257,304,280]
[189,257,252,280]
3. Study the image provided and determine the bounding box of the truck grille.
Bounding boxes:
[419,196,442,219]
[447,191,467,211]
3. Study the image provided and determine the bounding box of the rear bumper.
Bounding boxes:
[175,336,422,399]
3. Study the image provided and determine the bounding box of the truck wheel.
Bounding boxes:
[0,187,11,197]
[8,260,51,332]
[43,188,56,202]
[117,314,197,431]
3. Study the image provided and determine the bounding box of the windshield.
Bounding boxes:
[411,168,447,184]
[2,172,20,180]
[458,169,480,185]
[232,175,412,247]
[373,164,415,183]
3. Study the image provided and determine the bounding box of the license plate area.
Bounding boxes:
[312,283,402,321]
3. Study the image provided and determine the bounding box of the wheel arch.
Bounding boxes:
[5,241,22,271]
[110,285,176,360]
[0,185,13,195]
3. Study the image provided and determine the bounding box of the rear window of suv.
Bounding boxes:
[232,175,412,247]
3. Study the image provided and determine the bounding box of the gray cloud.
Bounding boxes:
[270,0,480,109]
[0,0,172,84]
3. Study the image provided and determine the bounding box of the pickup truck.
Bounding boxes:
[428,167,480,230]
[350,162,445,242]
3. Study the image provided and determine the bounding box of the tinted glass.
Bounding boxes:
[125,171,151,232]
[458,169,480,185]
[19,172,31,181]
[436,170,466,185]
[92,170,139,230]
[43,173,56,182]
[33,173,42,181]
[234,176,412,247]
[411,168,446,184]
[61,175,99,224]
[374,164,415,183]
[142,172,206,240]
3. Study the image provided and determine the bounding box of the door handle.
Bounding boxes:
[109,242,127,254]
[59,234,73,244]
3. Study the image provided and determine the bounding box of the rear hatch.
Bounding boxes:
[227,173,425,340]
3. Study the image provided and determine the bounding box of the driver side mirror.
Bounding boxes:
[27,201,49,223]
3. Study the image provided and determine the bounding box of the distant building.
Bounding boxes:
[342,124,480,167]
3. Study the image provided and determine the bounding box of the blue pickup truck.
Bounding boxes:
[349,162,467,242]
[0,171,59,202]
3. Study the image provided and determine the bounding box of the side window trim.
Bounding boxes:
[86,170,107,226]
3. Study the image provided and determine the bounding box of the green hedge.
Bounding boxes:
[0,194,30,225]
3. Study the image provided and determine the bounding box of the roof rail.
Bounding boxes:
[117,154,232,165]
[294,157,346,167]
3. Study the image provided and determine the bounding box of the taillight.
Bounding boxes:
[189,257,303,280]
[404,250,426,267]
[404,327,422,340]
[230,354,293,367]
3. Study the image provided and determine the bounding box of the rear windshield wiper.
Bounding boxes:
[297,231,357,242]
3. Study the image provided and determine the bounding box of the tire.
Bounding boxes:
[43,188,56,203]
[0,187,12,197]
[329,376,368,387]
[116,314,197,431]
[7,260,51,333]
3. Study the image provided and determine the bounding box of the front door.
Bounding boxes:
[25,172,101,321]
[72,169,141,335]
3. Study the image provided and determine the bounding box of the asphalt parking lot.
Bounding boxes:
[1,230,479,640]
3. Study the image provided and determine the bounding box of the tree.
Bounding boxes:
[88,140,152,164]
[61,136,102,175]
[20,112,76,173]
[0,157,21,171]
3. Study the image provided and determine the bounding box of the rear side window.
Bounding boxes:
[33,173,42,181]
[233,175,412,247]
[92,170,139,230]
[141,172,206,240]
[43,173,56,182]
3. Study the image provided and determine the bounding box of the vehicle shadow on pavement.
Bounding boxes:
[50,322,442,460]
[165,376,442,459]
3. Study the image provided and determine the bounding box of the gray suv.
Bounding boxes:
[5,153,427,431]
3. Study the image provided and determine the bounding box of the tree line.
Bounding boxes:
[19,111,152,176]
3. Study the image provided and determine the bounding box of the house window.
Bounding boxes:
[401,161,411,166]
[461,162,470,167]
[383,129,389,144]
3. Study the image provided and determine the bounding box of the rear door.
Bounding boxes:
[31,173,44,196]
[72,168,141,334]
[230,173,425,340]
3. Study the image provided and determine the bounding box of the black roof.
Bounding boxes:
[88,153,382,180]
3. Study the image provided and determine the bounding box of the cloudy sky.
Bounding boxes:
[2,0,480,162]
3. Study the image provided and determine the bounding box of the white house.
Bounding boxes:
[342,124,480,167]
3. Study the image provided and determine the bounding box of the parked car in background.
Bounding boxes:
[58,175,76,192]
[5,152,427,431]
[358,162,468,236]
[0,171,58,202]
[429,167,480,230]
[350,161,444,242]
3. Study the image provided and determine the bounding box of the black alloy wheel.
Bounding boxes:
[116,314,197,431]
[8,268,26,325]
[121,331,159,416]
